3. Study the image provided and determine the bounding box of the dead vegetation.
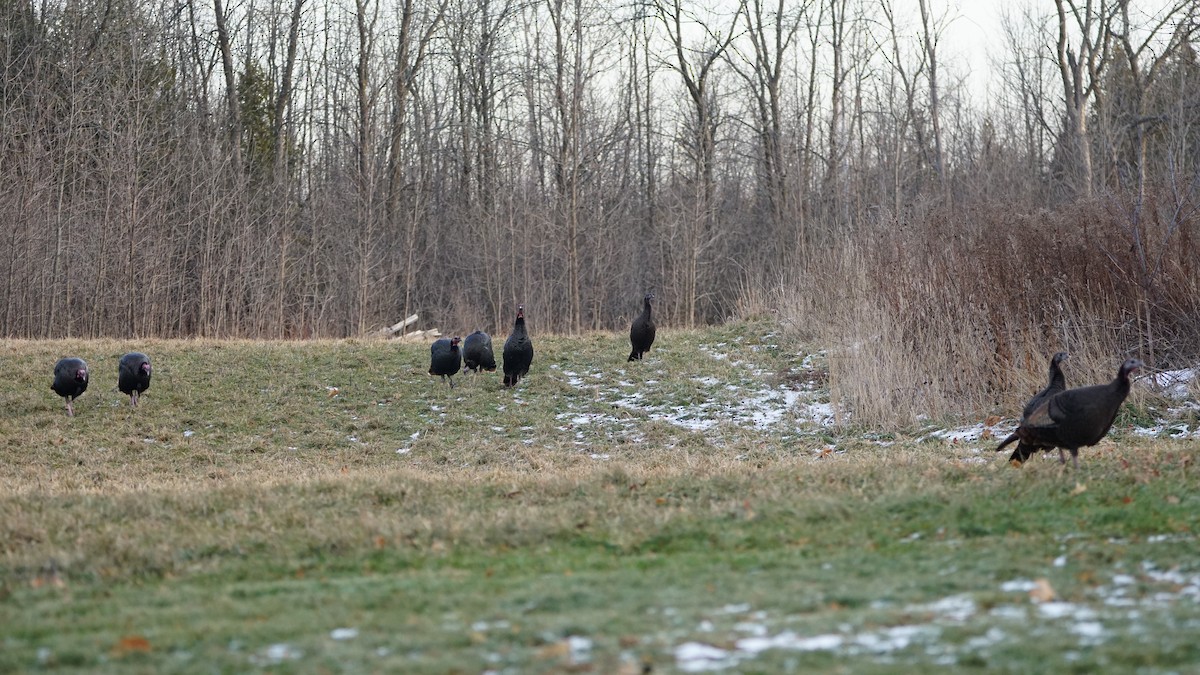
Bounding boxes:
[754,195,1200,428]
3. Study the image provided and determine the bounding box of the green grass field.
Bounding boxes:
[2,323,1198,673]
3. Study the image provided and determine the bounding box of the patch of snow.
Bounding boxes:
[1000,579,1038,592]
[917,595,977,622]
[737,631,844,654]
[675,642,734,672]
[1071,621,1105,643]
[733,622,768,637]
[257,644,302,665]
[330,628,358,641]
[567,635,592,662]
[1145,367,1197,399]
[931,424,987,442]
[1036,602,1095,621]
[395,448,411,455]
[853,625,937,653]
[183,430,195,438]
[964,627,1007,650]
[1054,555,1068,567]
[989,605,1027,620]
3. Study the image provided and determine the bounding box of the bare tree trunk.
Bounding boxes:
[213,0,243,169]
[917,0,946,197]
[1054,0,1113,199]
[272,0,304,178]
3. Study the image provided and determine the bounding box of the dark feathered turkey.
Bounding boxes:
[996,358,1142,470]
[51,357,89,417]
[996,352,1068,464]
[502,304,533,387]
[118,352,152,407]
[628,292,656,362]
[463,331,496,372]
[429,336,462,388]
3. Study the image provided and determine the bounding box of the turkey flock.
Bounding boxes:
[50,352,151,416]
[44,291,1144,470]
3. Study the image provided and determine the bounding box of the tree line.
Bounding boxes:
[1,0,1197,339]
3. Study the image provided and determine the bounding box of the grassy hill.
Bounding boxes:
[2,322,1198,673]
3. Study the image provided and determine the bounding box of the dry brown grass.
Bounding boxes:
[746,194,1200,428]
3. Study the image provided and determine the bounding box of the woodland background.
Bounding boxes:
[2,0,1198,408]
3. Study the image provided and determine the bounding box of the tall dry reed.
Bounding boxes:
[745,193,1200,429]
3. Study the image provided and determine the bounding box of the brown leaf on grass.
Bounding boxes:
[1030,578,1057,603]
[980,428,994,440]
[1070,482,1087,496]
[112,635,152,656]
[536,641,571,660]
[984,415,1001,426]
[374,536,387,549]
[1167,495,1181,505]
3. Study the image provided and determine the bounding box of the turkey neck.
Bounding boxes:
[1048,362,1065,390]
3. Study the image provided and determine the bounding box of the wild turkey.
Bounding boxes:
[429,336,462,388]
[996,358,1143,470]
[118,352,152,407]
[462,331,496,372]
[51,357,89,417]
[628,292,656,362]
[995,352,1068,464]
[502,304,533,387]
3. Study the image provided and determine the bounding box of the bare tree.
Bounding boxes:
[729,0,808,257]
[654,0,739,326]
[1052,0,1115,198]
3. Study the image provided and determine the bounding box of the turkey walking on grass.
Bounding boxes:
[463,331,496,372]
[430,336,462,388]
[502,304,533,387]
[996,358,1143,470]
[51,357,89,417]
[118,352,152,407]
[628,293,656,362]
[996,352,1068,465]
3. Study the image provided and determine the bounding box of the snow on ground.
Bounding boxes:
[562,341,1197,445]
[671,560,1200,671]
[1144,367,1198,399]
